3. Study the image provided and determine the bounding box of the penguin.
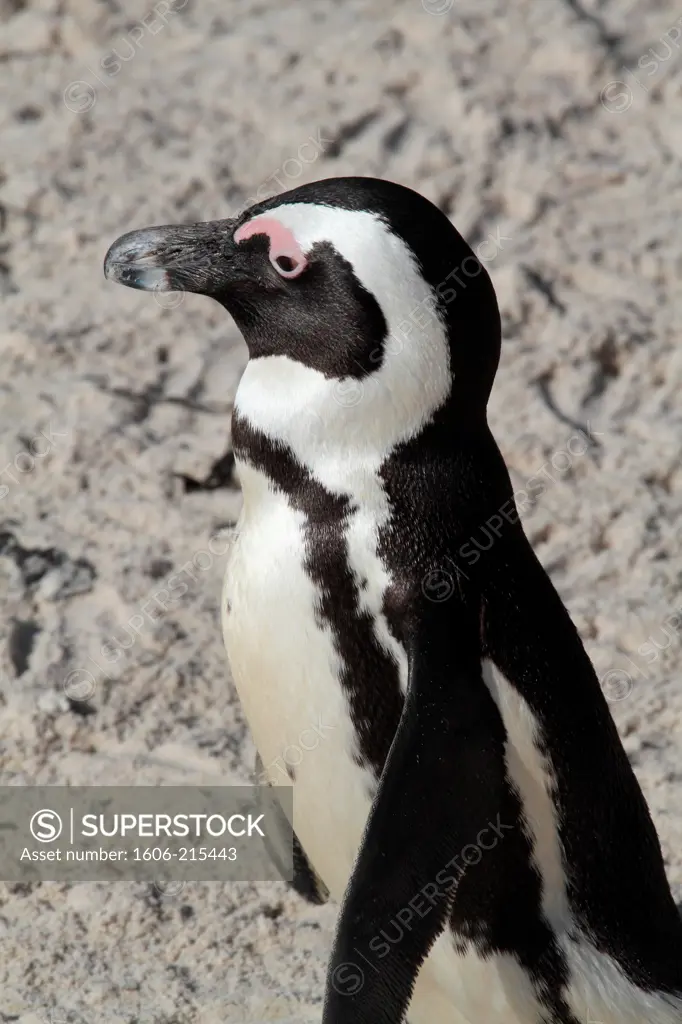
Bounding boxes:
[104,176,682,1024]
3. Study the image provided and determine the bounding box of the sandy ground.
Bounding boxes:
[1,0,682,1020]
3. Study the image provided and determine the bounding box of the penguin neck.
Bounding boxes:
[233,351,455,476]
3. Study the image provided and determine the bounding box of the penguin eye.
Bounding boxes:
[234,217,308,280]
[270,250,307,279]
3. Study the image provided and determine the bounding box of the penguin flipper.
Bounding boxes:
[322,595,506,1024]
[254,752,329,905]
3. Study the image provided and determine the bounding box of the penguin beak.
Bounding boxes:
[103,219,238,296]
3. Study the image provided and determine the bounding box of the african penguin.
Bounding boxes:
[105,176,682,1024]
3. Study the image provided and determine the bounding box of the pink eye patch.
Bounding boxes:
[234,216,308,278]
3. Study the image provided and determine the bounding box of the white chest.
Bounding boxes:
[221,459,399,897]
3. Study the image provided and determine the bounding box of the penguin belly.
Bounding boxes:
[221,468,546,1024]
[222,477,377,901]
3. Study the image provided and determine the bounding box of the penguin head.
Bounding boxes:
[105,177,501,441]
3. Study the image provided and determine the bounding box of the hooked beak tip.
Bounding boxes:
[103,228,178,292]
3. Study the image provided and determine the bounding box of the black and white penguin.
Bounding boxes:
[104,177,682,1024]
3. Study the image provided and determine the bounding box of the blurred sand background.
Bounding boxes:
[1,0,682,1020]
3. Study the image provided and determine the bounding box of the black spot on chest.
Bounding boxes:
[232,415,404,778]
